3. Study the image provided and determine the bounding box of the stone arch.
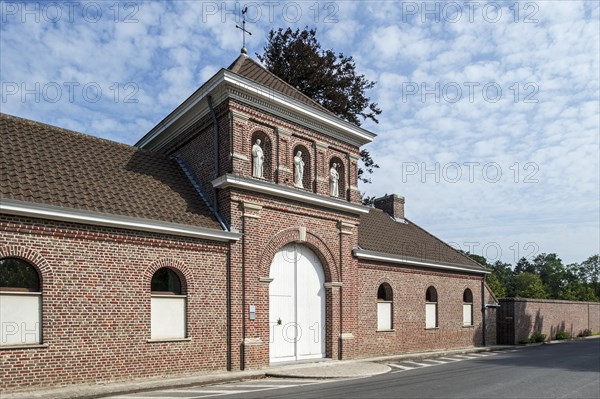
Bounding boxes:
[329,156,346,199]
[259,228,339,283]
[292,143,312,191]
[0,245,53,287]
[143,258,192,295]
[250,129,274,181]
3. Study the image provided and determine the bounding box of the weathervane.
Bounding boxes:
[235,7,252,54]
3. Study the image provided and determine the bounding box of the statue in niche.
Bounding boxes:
[329,162,339,197]
[294,151,304,188]
[252,139,264,178]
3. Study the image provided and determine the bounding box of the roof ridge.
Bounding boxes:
[402,216,486,269]
[227,55,336,116]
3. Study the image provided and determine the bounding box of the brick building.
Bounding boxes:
[0,54,497,390]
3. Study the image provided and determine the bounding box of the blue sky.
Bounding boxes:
[1,1,598,265]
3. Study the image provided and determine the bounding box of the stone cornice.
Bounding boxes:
[212,174,369,215]
[136,69,376,151]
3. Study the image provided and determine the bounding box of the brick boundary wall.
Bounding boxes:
[497,298,600,344]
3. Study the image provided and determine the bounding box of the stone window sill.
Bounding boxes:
[425,327,439,330]
[147,338,191,343]
[376,329,396,333]
[462,325,475,328]
[0,343,48,350]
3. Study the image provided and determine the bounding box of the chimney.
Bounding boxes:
[374,194,405,220]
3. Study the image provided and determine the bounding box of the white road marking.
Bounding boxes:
[438,357,462,361]
[425,359,448,364]
[389,363,416,370]
[403,361,432,367]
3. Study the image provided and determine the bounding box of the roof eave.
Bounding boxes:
[353,248,490,275]
[0,198,241,242]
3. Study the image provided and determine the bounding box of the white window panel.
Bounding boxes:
[463,304,473,326]
[377,302,392,330]
[0,293,41,345]
[151,296,186,339]
[425,303,437,329]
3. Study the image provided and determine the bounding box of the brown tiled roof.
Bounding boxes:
[358,208,485,270]
[0,113,221,230]
[227,55,333,115]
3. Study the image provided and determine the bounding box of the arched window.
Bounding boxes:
[377,283,393,331]
[463,288,473,326]
[150,268,186,340]
[425,286,438,329]
[251,131,273,181]
[292,144,311,191]
[0,258,42,345]
[329,157,345,199]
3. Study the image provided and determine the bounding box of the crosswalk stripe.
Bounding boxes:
[438,357,462,361]
[404,361,431,367]
[425,359,448,364]
[389,363,415,370]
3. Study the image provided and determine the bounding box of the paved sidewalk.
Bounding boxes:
[2,345,512,399]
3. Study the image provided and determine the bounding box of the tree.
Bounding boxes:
[257,27,382,201]
[513,272,549,299]
[531,253,567,298]
[486,272,506,298]
[558,282,598,302]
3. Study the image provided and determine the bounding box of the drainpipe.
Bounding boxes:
[226,241,232,371]
[481,276,486,347]
[207,96,220,211]
[240,214,246,370]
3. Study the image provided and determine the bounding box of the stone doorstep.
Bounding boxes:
[0,345,542,399]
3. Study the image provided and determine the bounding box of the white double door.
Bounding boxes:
[269,244,326,363]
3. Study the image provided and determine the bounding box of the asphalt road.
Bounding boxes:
[226,339,600,399]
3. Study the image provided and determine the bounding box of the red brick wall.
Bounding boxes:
[356,260,486,357]
[0,214,229,390]
[499,298,600,344]
[220,189,361,369]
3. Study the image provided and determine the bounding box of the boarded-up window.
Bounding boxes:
[0,258,41,345]
[151,268,186,340]
[377,283,393,331]
[463,289,473,326]
[425,286,438,329]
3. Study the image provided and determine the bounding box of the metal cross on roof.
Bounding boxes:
[235,7,252,54]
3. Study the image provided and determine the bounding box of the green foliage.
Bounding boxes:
[486,272,506,298]
[555,331,570,340]
[577,329,592,337]
[257,27,381,203]
[531,332,547,343]
[520,331,547,344]
[465,251,599,302]
[513,272,549,299]
[257,27,382,127]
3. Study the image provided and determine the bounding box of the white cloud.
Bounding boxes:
[1,0,598,264]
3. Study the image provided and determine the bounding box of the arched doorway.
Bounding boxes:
[269,243,326,363]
